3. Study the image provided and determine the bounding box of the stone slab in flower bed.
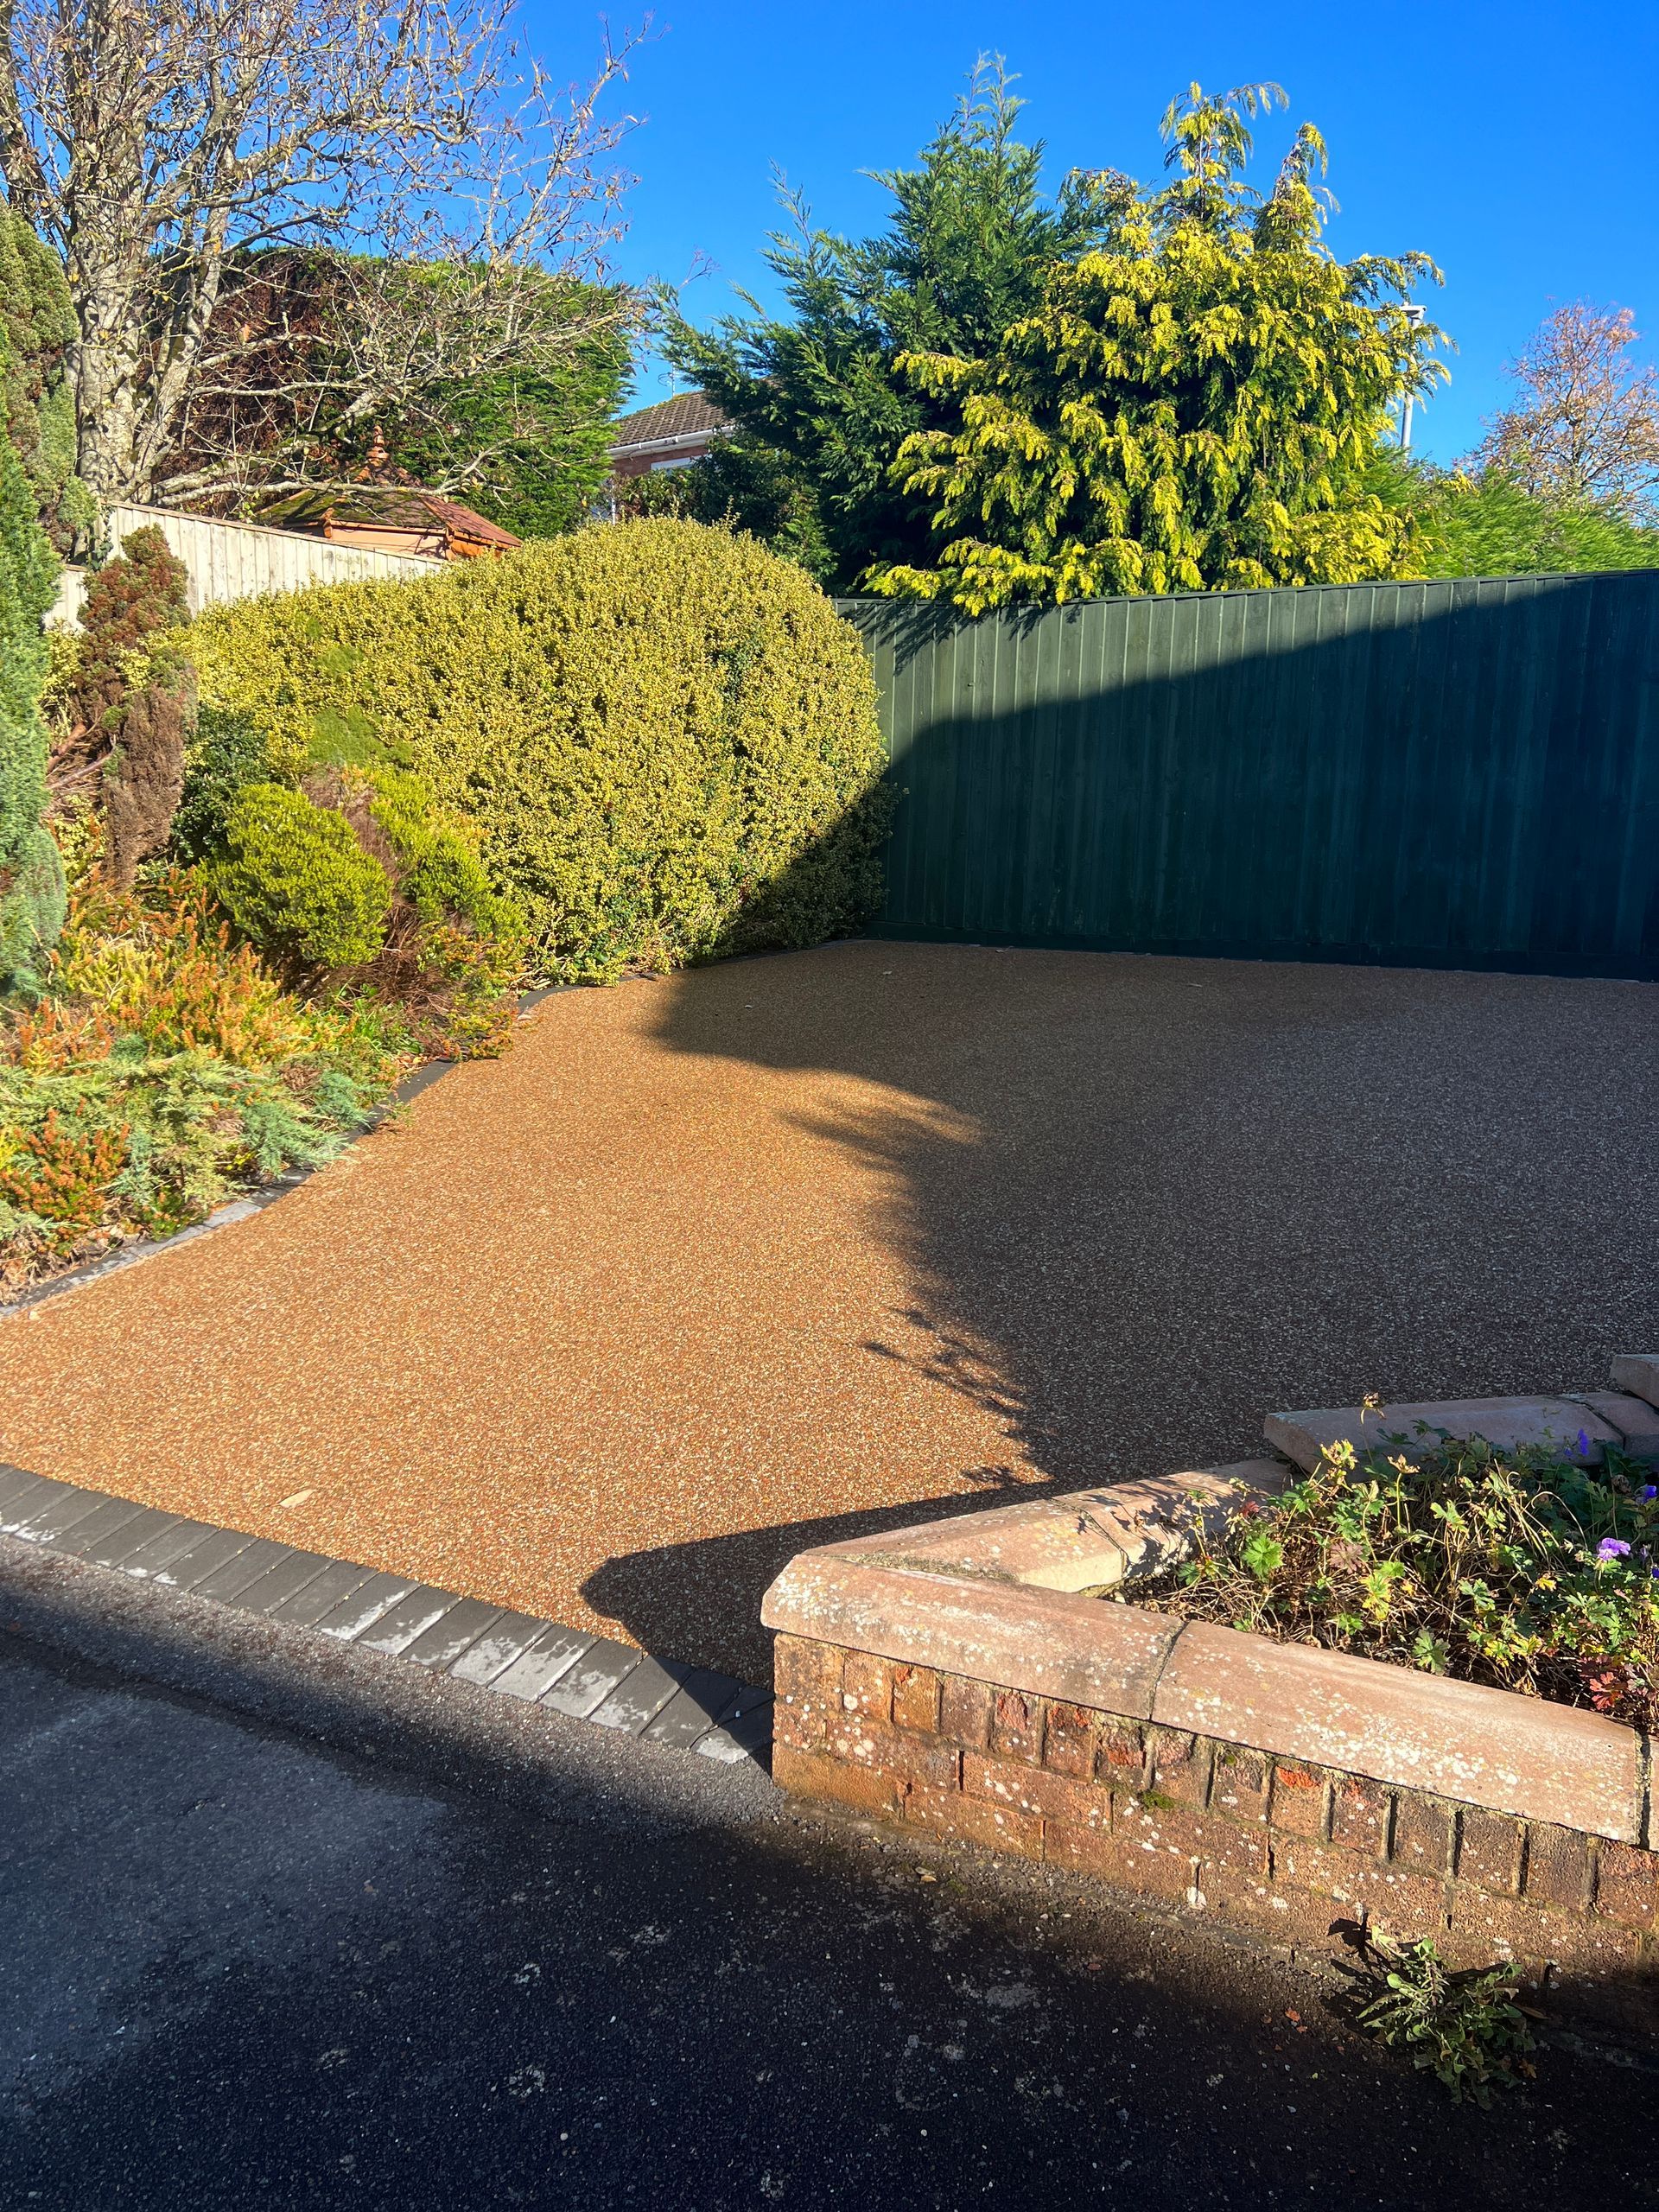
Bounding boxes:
[1264,1391,1659,1470]
[761,1359,1659,2034]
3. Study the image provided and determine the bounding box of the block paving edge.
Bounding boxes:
[0,1459,772,1766]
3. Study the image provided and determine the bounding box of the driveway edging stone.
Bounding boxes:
[0,984,567,1319]
[0,1455,773,1764]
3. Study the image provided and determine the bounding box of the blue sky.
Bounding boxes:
[534,0,1656,464]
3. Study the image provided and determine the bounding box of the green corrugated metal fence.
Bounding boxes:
[838,573,1659,977]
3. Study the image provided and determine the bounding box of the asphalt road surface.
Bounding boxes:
[2,1541,1654,2211]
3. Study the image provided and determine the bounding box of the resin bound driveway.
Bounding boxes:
[2,942,1656,1682]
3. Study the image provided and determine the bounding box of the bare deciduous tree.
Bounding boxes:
[0,0,642,519]
[1478,301,1659,518]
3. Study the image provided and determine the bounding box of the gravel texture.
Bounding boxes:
[1,941,1655,1681]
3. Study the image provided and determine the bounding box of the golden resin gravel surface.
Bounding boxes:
[3,940,1654,1681]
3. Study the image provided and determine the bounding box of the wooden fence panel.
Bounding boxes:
[51,503,442,626]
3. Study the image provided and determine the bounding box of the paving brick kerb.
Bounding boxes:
[764,1365,1659,2033]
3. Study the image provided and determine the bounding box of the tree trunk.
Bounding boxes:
[71,306,147,508]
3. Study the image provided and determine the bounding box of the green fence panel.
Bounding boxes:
[837,573,1659,977]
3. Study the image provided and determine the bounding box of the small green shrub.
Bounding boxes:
[178,739,524,1057]
[171,702,276,865]
[298,764,527,1058]
[190,518,893,981]
[1356,1931,1535,2107]
[213,784,391,969]
[365,766,522,940]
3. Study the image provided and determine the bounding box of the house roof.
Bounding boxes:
[254,486,519,548]
[609,391,732,453]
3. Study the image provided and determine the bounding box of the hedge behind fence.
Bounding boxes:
[193,519,893,981]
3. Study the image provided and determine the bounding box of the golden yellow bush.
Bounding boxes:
[191,519,893,981]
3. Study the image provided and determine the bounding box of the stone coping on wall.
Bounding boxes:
[762,1360,1659,1851]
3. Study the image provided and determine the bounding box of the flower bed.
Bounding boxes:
[761,1361,1659,2033]
[1130,1409,1659,1729]
[0,837,411,1295]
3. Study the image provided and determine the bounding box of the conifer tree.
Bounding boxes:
[868,86,1446,611]
[0,302,63,988]
[664,57,1128,588]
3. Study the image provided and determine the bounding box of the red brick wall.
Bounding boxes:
[773,1633,1658,2033]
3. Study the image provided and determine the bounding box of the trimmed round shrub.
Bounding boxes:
[364,766,524,944]
[214,784,391,969]
[190,519,893,980]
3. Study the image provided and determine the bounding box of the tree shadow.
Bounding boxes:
[856,575,1659,978]
[581,952,1658,1676]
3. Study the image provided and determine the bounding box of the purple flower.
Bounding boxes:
[1598,1537,1632,1560]
[1576,1429,1593,1459]
[1644,1486,1658,1501]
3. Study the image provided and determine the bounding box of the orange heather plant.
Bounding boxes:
[0,822,413,1292]
[0,1109,128,1249]
[52,864,316,1065]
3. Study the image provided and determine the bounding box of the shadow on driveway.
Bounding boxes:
[583,938,1659,1666]
[646,939,1659,1491]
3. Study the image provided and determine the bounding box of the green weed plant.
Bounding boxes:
[1142,1414,1659,1726]
[1356,1930,1536,2107]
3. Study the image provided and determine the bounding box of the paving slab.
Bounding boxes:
[1265,1395,1624,1471]
[0,1463,49,1514]
[696,1698,776,1764]
[189,1536,302,1605]
[267,1559,378,1628]
[312,1571,423,1642]
[400,1600,505,1670]
[356,1586,466,1656]
[539,1637,643,1719]
[448,1610,555,1687]
[116,1517,221,1580]
[3,1478,108,1542]
[490,1624,594,1702]
[51,1499,158,1560]
[1611,1353,1659,1411]
[224,1548,337,1617]
[1574,1390,1659,1465]
[81,1507,189,1568]
[589,1655,697,1734]
[149,1527,260,1592]
[639,1669,745,1750]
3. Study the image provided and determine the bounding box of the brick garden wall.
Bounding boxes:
[773,1634,1658,2032]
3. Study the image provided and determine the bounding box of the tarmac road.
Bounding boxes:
[3,1539,1653,2211]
